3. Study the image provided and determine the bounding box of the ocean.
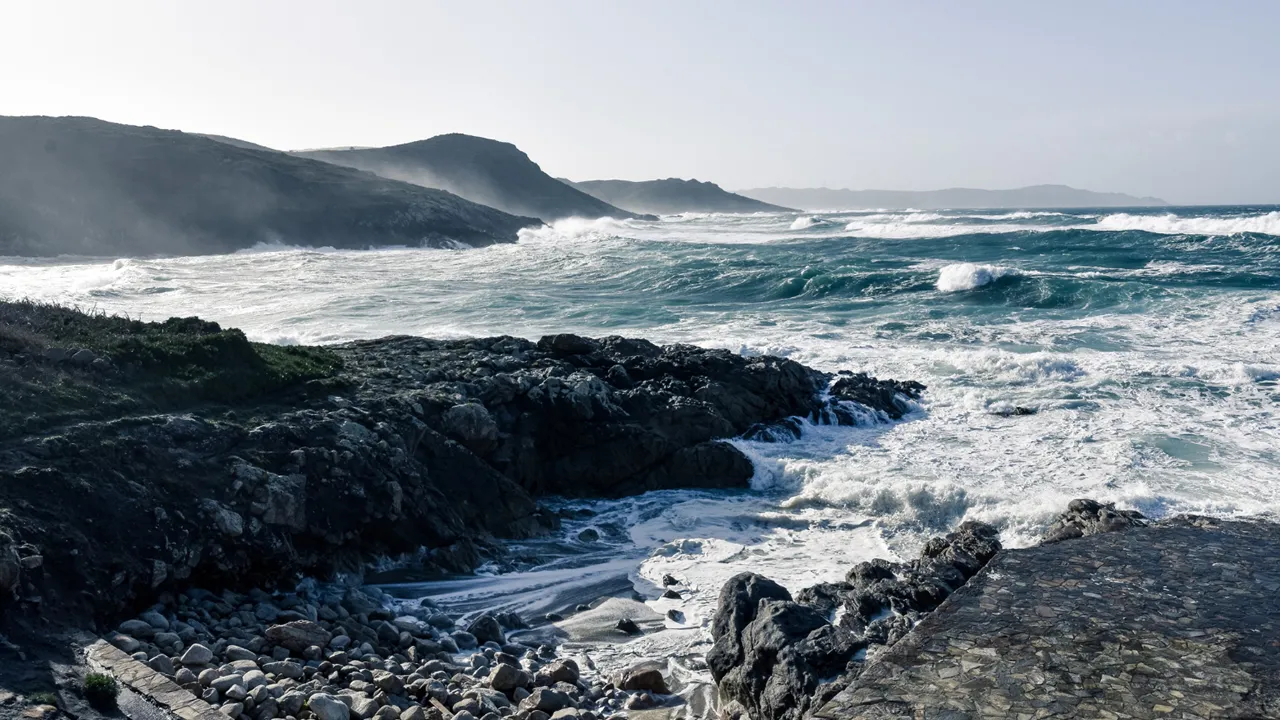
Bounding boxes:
[4,205,1279,674]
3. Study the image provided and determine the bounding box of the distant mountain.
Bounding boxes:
[296,134,646,222]
[737,185,1167,210]
[0,117,539,257]
[567,178,794,215]
[195,133,280,153]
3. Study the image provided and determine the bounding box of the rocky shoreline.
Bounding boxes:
[5,302,1275,720]
[0,301,921,719]
[708,500,1280,720]
[93,583,675,720]
[0,301,922,624]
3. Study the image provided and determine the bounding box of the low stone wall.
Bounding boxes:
[85,639,226,720]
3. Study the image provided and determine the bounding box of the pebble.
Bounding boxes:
[101,582,680,720]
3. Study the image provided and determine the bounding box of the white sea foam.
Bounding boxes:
[935,262,1017,292]
[1093,211,1280,237]
[5,209,1280,680]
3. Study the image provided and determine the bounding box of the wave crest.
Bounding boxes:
[1093,211,1280,237]
[936,263,1017,292]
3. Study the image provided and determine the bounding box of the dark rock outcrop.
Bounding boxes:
[814,512,1280,718]
[296,135,646,223]
[566,178,794,215]
[0,302,924,623]
[709,522,1000,720]
[1041,497,1147,543]
[0,116,540,257]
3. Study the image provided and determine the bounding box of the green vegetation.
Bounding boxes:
[29,692,58,706]
[82,672,118,709]
[0,300,342,438]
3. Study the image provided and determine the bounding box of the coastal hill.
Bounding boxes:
[0,116,540,257]
[567,178,794,215]
[295,134,646,222]
[738,184,1167,210]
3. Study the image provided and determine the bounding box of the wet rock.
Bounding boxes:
[535,659,579,685]
[661,589,681,599]
[266,620,331,652]
[467,615,504,645]
[452,631,479,650]
[520,688,574,714]
[625,693,657,711]
[717,599,861,720]
[488,663,525,692]
[1042,498,1147,543]
[706,573,792,682]
[616,664,667,694]
[614,618,640,635]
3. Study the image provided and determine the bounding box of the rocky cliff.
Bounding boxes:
[0,301,923,625]
[0,117,540,257]
[296,135,646,223]
[567,179,794,215]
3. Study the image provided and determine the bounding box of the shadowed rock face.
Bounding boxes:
[567,178,795,215]
[0,303,925,623]
[296,134,645,222]
[814,515,1280,719]
[708,522,1001,720]
[0,116,540,257]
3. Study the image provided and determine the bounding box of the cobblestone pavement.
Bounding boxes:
[813,517,1280,719]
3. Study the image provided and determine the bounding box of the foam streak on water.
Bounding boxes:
[4,205,1280,671]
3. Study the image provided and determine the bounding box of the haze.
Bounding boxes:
[3,1,1278,205]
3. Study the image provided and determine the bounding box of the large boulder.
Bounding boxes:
[707,573,793,681]
[265,620,331,652]
[716,599,862,720]
[708,523,1002,720]
[466,614,504,645]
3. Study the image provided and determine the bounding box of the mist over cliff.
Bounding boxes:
[0,117,539,257]
[296,135,644,223]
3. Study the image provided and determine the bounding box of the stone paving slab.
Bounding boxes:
[84,640,225,720]
[813,517,1280,719]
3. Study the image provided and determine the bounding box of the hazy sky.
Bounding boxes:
[3,1,1278,204]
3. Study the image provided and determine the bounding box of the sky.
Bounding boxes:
[2,1,1278,204]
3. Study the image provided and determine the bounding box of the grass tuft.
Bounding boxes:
[0,299,342,438]
[82,672,118,709]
